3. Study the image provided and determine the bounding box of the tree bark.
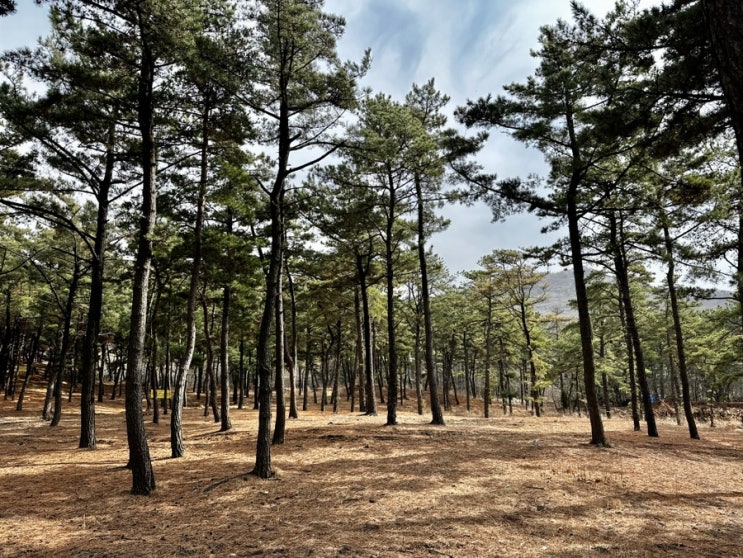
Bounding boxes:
[219,284,232,432]
[272,274,286,445]
[567,179,607,445]
[51,255,81,427]
[125,4,157,494]
[201,295,220,423]
[356,251,377,415]
[285,264,299,419]
[415,174,445,425]
[170,91,211,457]
[610,212,657,437]
[703,0,743,364]
[79,116,115,449]
[661,220,699,439]
[354,288,365,413]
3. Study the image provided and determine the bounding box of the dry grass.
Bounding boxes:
[1,383,742,558]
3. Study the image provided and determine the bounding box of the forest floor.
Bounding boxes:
[1,383,742,558]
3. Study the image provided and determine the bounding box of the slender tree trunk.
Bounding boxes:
[253,174,285,479]
[238,336,245,409]
[219,284,232,432]
[414,322,423,415]
[125,6,157,494]
[285,265,299,420]
[666,330,682,426]
[483,299,492,418]
[356,252,377,415]
[463,330,471,412]
[518,302,541,417]
[201,295,220,423]
[16,325,41,412]
[354,288,365,413]
[611,213,657,437]
[414,175,444,425]
[149,349,158,425]
[617,286,641,430]
[661,220,699,439]
[498,338,508,415]
[567,177,607,446]
[51,256,81,427]
[332,320,341,413]
[170,93,211,457]
[384,168,399,426]
[303,326,311,412]
[97,341,106,403]
[599,334,611,419]
[79,118,115,448]
[272,275,286,445]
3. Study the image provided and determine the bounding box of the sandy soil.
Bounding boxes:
[1,384,742,558]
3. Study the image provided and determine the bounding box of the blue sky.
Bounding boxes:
[2,0,648,276]
[324,0,626,275]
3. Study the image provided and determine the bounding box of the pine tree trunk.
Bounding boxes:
[285,265,299,420]
[356,252,377,415]
[51,257,81,427]
[272,278,286,445]
[354,289,365,413]
[567,178,607,446]
[219,284,232,432]
[610,213,657,437]
[125,5,157,494]
[483,299,492,419]
[16,325,41,412]
[661,221,699,439]
[201,296,220,423]
[415,175,445,425]
[703,0,743,367]
[170,93,211,457]
[79,117,115,449]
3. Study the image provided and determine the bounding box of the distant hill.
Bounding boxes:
[535,270,577,316]
[534,269,732,316]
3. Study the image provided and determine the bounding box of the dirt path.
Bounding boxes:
[1,386,742,557]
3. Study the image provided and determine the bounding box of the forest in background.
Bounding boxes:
[0,0,742,495]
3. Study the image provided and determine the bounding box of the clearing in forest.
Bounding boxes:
[1,386,742,557]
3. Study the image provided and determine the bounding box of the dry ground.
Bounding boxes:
[1,384,742,558]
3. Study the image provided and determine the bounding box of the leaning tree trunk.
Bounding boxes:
[611,212,657,437]
[661,220,699,439]
[617,285,641,430]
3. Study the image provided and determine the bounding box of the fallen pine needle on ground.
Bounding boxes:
[1,385,742,557]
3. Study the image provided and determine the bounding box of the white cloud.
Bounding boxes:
[326,0,658,275]
[2,0,659,276]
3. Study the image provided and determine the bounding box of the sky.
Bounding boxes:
[1,0,653,277]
